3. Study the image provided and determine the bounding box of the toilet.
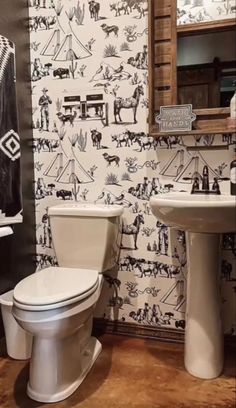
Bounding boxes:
[12,203,123,403]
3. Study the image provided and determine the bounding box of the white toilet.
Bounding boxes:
[12,203,123,403]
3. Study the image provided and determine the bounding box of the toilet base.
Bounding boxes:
[27,336,102,403]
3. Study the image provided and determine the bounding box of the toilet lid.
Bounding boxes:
[13,267,99,306]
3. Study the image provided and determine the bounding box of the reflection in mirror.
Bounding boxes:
[177,30,236,109]
[177,0,236,26]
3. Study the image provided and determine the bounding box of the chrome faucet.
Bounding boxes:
[191,165,221,195]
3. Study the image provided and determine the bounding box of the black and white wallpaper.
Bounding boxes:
[28,0,236,335]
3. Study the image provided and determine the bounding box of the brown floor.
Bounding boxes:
[0,335,235,408]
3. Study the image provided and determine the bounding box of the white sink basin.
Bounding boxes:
[150,193,236,233]
[150,192,236,380]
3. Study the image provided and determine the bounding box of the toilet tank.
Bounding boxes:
[48,203,123,272]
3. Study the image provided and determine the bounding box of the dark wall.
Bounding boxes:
[0,0,36,336]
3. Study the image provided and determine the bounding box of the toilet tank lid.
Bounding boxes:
[48,203,124,217]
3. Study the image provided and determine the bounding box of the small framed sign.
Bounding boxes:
[155,104,196,133]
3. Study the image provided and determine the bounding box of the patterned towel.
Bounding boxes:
[0,35,22,224]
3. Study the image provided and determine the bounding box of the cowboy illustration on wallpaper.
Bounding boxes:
[38,87,52,132]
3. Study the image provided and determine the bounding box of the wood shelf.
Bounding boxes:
[186,145,229,151]
[150,126,236,137]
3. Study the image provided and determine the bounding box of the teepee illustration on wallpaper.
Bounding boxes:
[160,280,185,310]
[160,151,219,182]
[54,34,91,61]
[41,31,91,60]
[160,150,185,178]
[44,153,63,178]
[44,155,93,183]
[41,29,61,57]
[174,153,218,183]
[56,158,93,184]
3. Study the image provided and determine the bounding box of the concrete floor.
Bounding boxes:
[0,334,235,408]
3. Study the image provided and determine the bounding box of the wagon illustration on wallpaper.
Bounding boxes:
[61,90,109,126]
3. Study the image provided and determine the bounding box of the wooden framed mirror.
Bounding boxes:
[148,0,236,137]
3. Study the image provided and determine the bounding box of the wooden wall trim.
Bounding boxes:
[93,318,185,343]
[93,318,236,349]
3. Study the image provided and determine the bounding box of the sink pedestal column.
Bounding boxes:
[185,232,223,379]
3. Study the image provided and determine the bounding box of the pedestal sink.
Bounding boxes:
[150,193,236,379]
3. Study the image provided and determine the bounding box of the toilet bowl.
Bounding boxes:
[13,267,102,403]
[13,203,123,403]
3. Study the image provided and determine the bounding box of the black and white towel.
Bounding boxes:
[0,35,22,225]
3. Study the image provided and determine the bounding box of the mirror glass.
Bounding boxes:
[177,29,236,109]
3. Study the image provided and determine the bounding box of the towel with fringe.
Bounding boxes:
[0,35,22,225]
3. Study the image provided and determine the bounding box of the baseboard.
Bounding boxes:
[93,318,184,344]
[93,318,236,349]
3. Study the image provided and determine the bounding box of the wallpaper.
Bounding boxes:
[28,0,236,335]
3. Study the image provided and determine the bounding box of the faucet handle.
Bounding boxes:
[191,177,200,194]
[212,178,221,194]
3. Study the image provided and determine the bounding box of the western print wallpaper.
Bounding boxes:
[28,0,236,335]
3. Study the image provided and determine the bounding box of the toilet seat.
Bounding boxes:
[13,267,99,311]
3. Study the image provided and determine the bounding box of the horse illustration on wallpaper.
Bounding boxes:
[121,213,144,250]
[114,84,144,124]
